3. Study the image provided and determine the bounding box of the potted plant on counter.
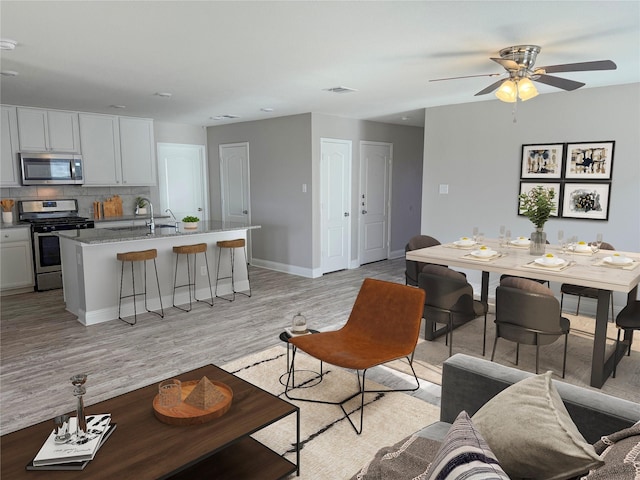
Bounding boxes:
[135,197,148,215]
[181,215,200,229]
[518,186,556,255]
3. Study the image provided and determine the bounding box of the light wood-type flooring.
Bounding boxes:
[1,258,442,435]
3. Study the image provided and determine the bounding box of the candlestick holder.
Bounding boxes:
[70,374,88,438]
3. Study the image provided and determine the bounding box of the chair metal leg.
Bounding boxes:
[535,344,539,374]
[562,332,568,378]
[284,349,420,435]
[515,343,520,366]
[576,296,581,316]
[482,314,487,356]
[491,336,498,361]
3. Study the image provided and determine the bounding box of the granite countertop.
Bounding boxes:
[93,215,170,223]
[57,221,260,245]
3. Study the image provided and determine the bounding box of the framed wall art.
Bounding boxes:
[520,144,564,179]
[518,182,562,217]
[562,182,610,221]
[564,141,614,180]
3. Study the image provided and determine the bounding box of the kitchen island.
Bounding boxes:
[58,221,260,325]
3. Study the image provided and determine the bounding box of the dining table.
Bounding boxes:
[406,238,640,388]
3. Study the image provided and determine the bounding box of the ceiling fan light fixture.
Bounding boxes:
[495,79,517,103]
[517,77,539,101]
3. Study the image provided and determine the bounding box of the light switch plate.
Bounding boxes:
[439,184,449,194]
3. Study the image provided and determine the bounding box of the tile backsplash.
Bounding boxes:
[0,185,152,219]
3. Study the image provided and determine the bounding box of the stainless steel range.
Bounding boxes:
[18,199,94,291]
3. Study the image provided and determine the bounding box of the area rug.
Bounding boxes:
[388,313,640,403]
[222,345,440,479]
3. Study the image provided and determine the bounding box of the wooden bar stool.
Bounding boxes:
[215,238,251,302]
[172,243,214,312]
[117,248,164,325]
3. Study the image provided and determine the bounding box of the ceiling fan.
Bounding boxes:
[431,45,617,102]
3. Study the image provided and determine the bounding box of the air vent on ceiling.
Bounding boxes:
[211,114,241,120]
[324,86,358,94]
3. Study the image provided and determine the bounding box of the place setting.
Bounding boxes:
[522,252,575,272]
[463,245,504,262]
[594,252,639,270]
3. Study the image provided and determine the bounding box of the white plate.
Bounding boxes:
[510,238,530,246]
[574,243,591,253]
[454,239,476,247]
[471,249,497,258]
[603,256,633,266]
[534,257,566,267]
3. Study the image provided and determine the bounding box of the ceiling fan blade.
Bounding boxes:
[536,60,617,74]
[534,74,585,91]
[429,73,502,82]
[474,79,506,96]
[490,57,519,70]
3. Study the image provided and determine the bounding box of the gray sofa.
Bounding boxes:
[354,353,640,479]
[425,353,639,445]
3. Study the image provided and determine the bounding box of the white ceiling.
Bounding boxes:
[1,1,639,128]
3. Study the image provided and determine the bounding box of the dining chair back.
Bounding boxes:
[405,235,441,286]
[493,277,570,377]
[613,300,640,378]
[561,242,615,320]
[418,264,487,357]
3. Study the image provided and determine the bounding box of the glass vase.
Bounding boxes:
[530,228,547,256]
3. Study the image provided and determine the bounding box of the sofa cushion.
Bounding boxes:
[581,423,640,479]
[425,411,509,480]
[350,433,442,480]
[471,371,604,480]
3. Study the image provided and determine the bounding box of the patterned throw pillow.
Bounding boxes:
[472,372,604,480]
[580,423,640,479]
[425,411,509,480]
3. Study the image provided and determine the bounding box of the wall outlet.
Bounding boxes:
[200,266,207,276]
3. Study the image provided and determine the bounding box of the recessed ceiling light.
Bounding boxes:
[401,116,410,121]
[324,86,358,94]
[0,70,19,77]
[154,92,172,98]
[0,39,17,50]
[110,104,126,109]
[261,107,274,112]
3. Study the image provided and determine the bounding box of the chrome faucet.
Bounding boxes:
[165,208,177,221]
[139,197,154,232]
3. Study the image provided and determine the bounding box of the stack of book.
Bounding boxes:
[27,414,116,471]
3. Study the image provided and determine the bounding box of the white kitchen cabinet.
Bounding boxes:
[17,107,80,153]
[1,106,20,186]
[119,117,156,186]
[79,113,122,185]
[0,227,34,293]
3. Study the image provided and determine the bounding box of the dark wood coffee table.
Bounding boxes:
[1,365,299,479]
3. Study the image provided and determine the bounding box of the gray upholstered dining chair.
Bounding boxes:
[492,277,570,378]
[612,300,640,378]
[418,264,487,357]
[560,242,615,321]
[405,235,441,286]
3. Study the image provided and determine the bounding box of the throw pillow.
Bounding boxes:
[472,371,604,480]
[580,423,640,479]
[425,411,509,480]
[350,433,442,480]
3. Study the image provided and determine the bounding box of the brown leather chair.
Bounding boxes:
[405,235,441,286]
[561,242,615,320]
[492,277,570,378]
[418,265,488,357]
[286,278,425,434]
[613,300,640,378]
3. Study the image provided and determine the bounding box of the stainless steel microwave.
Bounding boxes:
[20,152,84,185]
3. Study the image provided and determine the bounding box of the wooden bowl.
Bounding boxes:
[152,380,232,425]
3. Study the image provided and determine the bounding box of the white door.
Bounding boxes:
[157,143,208,222]
[219,142,251,259]
[359,141,391,265]
[321,138,351,274]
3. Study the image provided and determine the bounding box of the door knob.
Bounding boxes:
[362,210,367,214]
[197,207,203,211]
[243,210,248,214]
[344,212,349,217]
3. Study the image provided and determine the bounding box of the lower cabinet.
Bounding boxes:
[0,228,34,293]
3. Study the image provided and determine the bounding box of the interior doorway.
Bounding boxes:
[320,138,352,274]
[157,143,208,222]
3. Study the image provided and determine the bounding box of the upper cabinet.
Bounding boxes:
[79,113,156,186]
[17,107,80,153]
[119,117,156,186]
[1,106,20,186]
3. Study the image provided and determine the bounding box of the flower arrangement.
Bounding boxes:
[135,197,147,208]
[518,186,556,229]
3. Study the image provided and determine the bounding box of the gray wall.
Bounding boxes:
[207,113,424,276]
[422,83,640,302]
